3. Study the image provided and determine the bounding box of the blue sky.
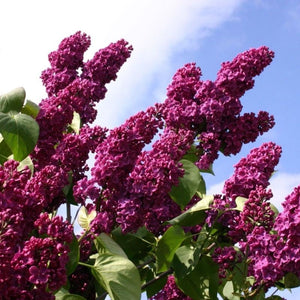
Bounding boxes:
[0,0,300,298]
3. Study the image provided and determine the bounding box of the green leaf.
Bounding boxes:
[21,99,40,118]
[172,245,201,279]
[175,255,219,300]
[284,272,300,288]
[0,137,12,164]
[199,164,215,175]
[222,281,241,300]
[66,235,80,276]
[17,155,34,174]
[55,287,69,299]
[62,295,86,300]
[169,159,202,209]
[55,287,86,300]
[69,111,81,134]
[91,252,141,300]
[0,112,39,161]
[197,175,206,198]
[270,203,279,217]
[0,87,26,113]
[156,225,186,273]
[94,233,128,258]
[182,144,199,163]
[168,195,213,226]
[112,227,155,264]
[266,296,286,300]
[77,206,96,230]
[234,196,248,212]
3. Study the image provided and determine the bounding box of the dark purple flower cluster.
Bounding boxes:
[41,31,91,97]
[159,47,275,170]
[223,142,282,200]
[91,106,163,192]
[236,187,274,234]
[1,212,73,299]
[215,46,274,98]
[83,46,276,235]
[52,125,107,181]
[207,143,281,245]
[34,31,132,168]
[243,226,280,286]
[212,246,240,278]
[150,275,192,300]
[237,187,300,288]
[274,186,300,278]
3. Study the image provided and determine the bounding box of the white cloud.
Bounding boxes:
[269,172,300,210]
[0,0,243,128]
[207,181,225,196]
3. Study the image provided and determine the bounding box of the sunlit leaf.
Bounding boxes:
[77,206,96,230]
[234,196,248,212]
[17,155,34,174]
[21,99,40,118]
[168,195,213,226]
[55,288,86,300]
[94,233,128,258]
[91,252,141,300]
[0,112,39,161]
[69,111,81,134]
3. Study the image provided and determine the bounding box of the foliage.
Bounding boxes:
[0,31,299,300]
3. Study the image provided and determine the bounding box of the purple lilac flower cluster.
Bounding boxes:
[223,142,282,200]
[209,143,282,284]
[0,32,133,298]
[87,46,275,235]
[212,246,240,278]
[0,160,73,298]
[243,226,280,286]
[34,31,132,168]
[159,47,275,170]
[274,186,300,277]
[235,187,300,288]
[11,214,73,298]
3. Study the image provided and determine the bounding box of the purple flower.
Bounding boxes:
[29,266,49,285]
[274,186,300,277]
[215,46,274,98]
[223,142,282,200]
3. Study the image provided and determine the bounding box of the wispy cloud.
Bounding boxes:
[0,0,244,128]
[269,172,300,210]
[285,3,300,32]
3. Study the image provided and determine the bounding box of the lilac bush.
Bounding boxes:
[0,31,299,299]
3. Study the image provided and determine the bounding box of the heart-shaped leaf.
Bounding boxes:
[0,87,26,113]
[0,112,39,161]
